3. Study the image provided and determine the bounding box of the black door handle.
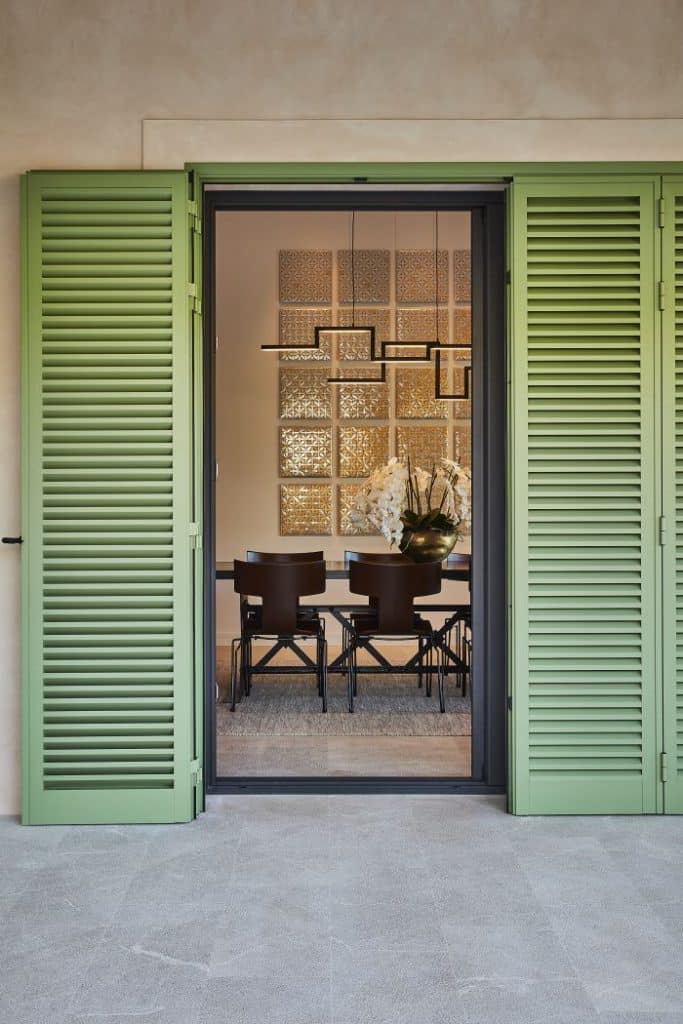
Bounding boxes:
[1,537,23,544]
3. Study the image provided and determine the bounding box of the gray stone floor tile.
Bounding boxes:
[70,921,210,1023]
[516,836,683,1014]
[330,946,462,1024]
[0,926,106,1024]
[2,797,683,1024]
[441,917,594,1022]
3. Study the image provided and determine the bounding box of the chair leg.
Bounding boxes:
[230,638,241,712]
[243,636,252,696]
[426,640,433,698]
[321,637,328,713]
[417,636,423,689]
[347,640,355,713]
[438,639,446,713]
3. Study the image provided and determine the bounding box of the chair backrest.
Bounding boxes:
[348,559,442,634]
[247,550,324,564]
[234,559,326,634]
[344,550,409,567]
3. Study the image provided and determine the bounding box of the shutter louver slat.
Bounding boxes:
[23,172,194,824]
[511,179,658,814]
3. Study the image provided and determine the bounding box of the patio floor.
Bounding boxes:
[1,795,682,1023]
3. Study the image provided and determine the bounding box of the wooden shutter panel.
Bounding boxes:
[509,178,659,814]
[22,172,196,824]
[662,177,683,812]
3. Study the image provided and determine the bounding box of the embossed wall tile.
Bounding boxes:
[454,306,472,345]
[337,370,389,420]
[338,484,379,536]
[395,367,447,419]
[338,425,389,478]
[338,250,390,304]
[396,250,448,304]
[279,427,332,478]
[453,249,472,302]
[279,308,332,361]
[451,346,473,362]
[280,484,332,536]
[279,367,331,419]
[279,250,332,304]
[337,308,392,357]
[396,424,448,470]
[453,399,471,419]
[453,420,472,467]
[396,307,449,343]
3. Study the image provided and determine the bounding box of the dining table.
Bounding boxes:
[215,556,471,679]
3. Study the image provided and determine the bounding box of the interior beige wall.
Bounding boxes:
[2,0,682,814]
[214,209,471,643]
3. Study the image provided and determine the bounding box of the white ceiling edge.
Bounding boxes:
[142,118,683,169]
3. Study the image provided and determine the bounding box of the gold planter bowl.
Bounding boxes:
[399,528,458,563]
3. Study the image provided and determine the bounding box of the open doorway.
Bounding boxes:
[203,187,506,793]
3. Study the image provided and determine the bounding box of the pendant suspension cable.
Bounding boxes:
[351,208,356,327]
[434,209,440,345]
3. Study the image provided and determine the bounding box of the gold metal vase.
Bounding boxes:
[399,528,458,563]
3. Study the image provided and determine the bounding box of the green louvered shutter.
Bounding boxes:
[509,177,659,814]
[22,171,197,824]
[662,177,683,812]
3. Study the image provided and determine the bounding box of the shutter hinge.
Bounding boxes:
[658,280,665,311]
[658,515,667,546]
[187,199,202,235]
[658,196,665,228]
[187,282,202,315]
[505,269,511,286]
[190,758,203,786]
[660,752,669,783]
[189,521,202,550]
[506,695,512,712]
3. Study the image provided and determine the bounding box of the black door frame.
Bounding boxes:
[202,187,507,794]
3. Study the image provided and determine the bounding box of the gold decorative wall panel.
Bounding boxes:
[396,307,449,343]
[338,484,379,536]
[453,421,472,466]
[396,424,448,469]
[337,308,392,357]
[338,425,389,478]
[396,250,448,304]
[279,308,332,361]
[338,250,390,304]
[395,367,448,419]
[337,371,389,420]
[453,249,472,302]
[279,250,332,304]
[280,484,332,536]
[454,306,472,345]
[279,367,331,420]
[279,427,332,478]
[275,241,473,536]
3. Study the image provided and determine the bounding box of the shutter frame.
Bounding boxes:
[662,176,683,812]
[509,176,660,814]
[22,171,195,824]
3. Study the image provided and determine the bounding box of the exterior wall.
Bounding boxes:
[2,0,682,814]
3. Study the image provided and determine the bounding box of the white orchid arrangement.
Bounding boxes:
[349,457,472,548]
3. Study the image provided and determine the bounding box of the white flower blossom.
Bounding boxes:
[351,457,472,547]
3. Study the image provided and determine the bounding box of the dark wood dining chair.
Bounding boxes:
[346,559,446,712]
[231,559,328,712]
[247,550,324,563]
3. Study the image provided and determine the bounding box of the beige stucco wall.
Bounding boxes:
[2,0,682,815]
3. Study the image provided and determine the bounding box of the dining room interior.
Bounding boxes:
[206,187,506,789]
